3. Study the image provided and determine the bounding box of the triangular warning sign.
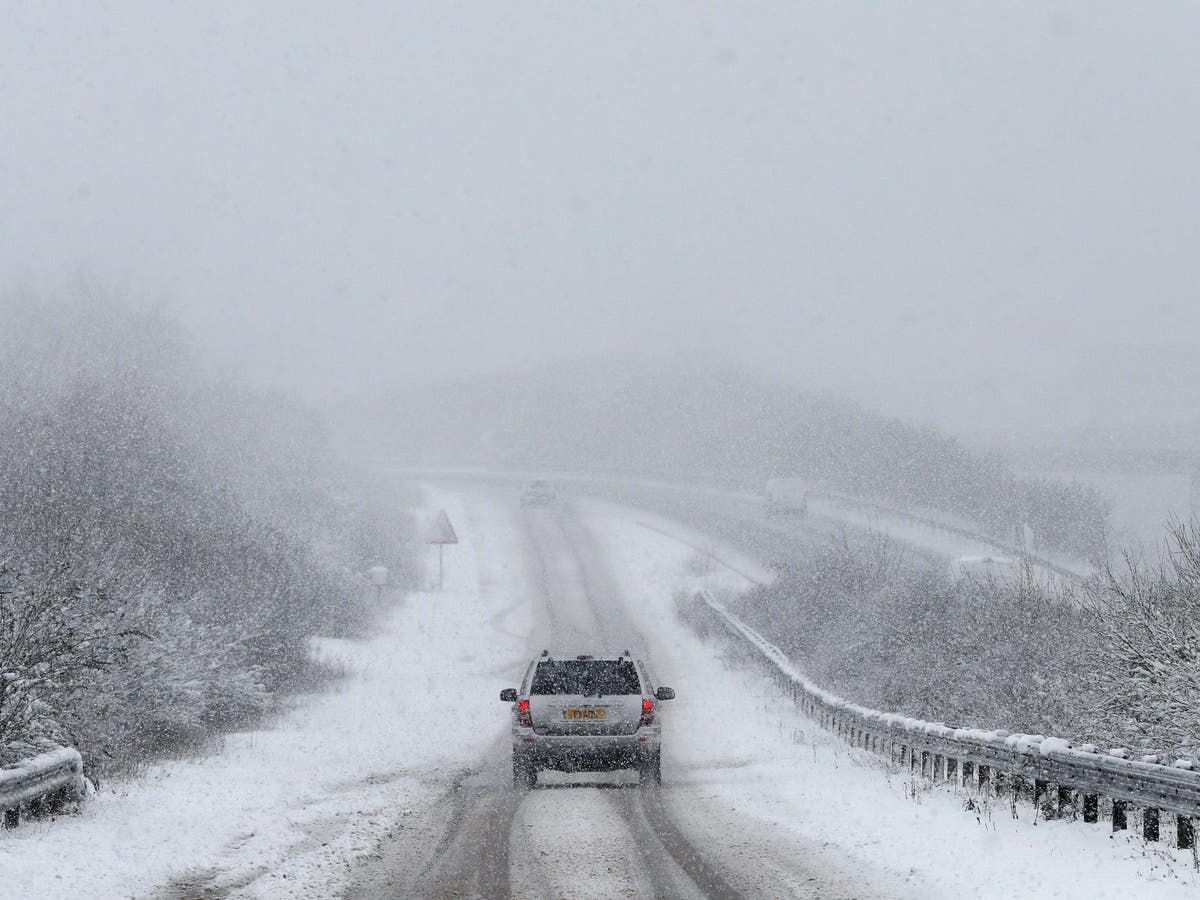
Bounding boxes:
[427,509,459,545]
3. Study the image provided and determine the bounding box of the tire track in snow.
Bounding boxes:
[345,758,517,900]
[609,788,745,900]
[549,506,747,899]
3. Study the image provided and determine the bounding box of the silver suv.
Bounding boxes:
[500,651,675,787]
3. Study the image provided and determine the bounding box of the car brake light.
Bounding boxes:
[640,697,655,727]
[517,698,532,727]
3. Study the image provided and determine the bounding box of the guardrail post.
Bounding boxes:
[1143,807,1160,842]
[1112,800,1128,831]
[3,807,18,829]
[1083,794,1099,823]
[1179,816,1194,850]
[1056,785,1073,818]
[1009,772,1019,797]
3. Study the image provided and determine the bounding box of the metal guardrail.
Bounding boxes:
[811,490,1087,582]
[695,590,1200,848]
[0,745,86,829]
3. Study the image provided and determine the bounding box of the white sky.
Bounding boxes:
[2,2,1198,442]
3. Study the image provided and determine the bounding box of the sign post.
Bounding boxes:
[368,565,389,600]
[427,510,459,591]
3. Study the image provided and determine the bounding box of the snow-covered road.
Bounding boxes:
[4,479,1195,898]
[346,502,883,899]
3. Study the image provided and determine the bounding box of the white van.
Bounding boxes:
[763,478,808,518]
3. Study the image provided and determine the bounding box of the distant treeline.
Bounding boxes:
[0,295,411,774]
[353,358,1109,556]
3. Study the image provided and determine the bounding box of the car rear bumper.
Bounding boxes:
[513,731,659,772]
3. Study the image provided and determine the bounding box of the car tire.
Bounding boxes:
[513,754,537,789]
[638,751,661,787]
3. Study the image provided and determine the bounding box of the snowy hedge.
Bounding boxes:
[0,294,412,774]
[736,522,1200,760]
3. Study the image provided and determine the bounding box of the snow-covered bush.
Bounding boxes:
[0,292,412,773]
[1077,519,1200,756]
[735,520,1200,758]
[735,531,1088,741]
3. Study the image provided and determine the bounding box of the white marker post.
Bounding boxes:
[427,510,459,591]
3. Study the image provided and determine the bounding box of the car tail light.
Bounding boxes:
[517,699,532,727]
[640,697,655,727]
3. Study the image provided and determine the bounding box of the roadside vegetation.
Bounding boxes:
[733,521,1200,759]
[0,293,412,776]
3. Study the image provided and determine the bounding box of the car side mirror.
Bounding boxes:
[655,687,675,701]
[500,688,518,702]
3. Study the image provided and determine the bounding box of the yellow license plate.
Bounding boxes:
[565,708,607,720]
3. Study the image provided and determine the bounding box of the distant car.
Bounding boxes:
[520,480,557,508]
[763,477,808,518]
[500,651,675,788]
[949,555,1022,588]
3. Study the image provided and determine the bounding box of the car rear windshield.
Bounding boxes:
[530,660,641,696]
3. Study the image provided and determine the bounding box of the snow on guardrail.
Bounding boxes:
[694,590,1200,848]
[809,490,1090,582]
[1,745,87,829]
